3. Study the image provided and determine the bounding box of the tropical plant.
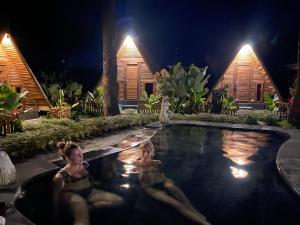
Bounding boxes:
[222,96,238,113]
[264,92,279,112]
[156,62,210,114]
[84,86,104,116]
[65,80,82,105]
[0,81,27,115]
[141,91,161,110]
[0,82,26,134]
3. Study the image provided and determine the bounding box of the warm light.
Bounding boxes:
[2,33,11,45]
[239,44,252,56]
[124,35,135,48]
[120,183,130,189]
[230,166,248,178]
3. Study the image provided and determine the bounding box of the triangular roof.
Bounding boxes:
[0,32,51,110]
[209,43,283,100]
[117,35,160,73]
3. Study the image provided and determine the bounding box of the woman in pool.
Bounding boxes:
[53,142,123,225]
[136,141,211,225]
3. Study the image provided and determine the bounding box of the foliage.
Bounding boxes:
[264,92,279,111]
[65,81,82,105]
[0,82,28,114]
[0,114,159,159]
[84,86,104,117]
[141,91,161,110]
[222,96,238,113]
[0,82,26,131]
[156,62,210,114]
[169,110,288,127]
[245,115,258,125]
[122,108,138,115]
[40,71,82,106]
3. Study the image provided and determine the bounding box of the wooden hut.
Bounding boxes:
[0,32,51,111]
[117,35,157,101]
[210,44,282,104]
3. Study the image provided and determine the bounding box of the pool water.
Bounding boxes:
[15,125,300,225]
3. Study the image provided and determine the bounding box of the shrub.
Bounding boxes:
[0,114,159,159]
[122,108,138,115]
[245,116,258,125]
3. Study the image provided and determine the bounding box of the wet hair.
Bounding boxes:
[140,140,155,158]
[57,142,81,160]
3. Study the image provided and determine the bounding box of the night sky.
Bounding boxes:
[1,0,299,96]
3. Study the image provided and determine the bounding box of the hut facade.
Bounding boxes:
[117,35,157,101]
[0,32,50,111]
[211,44,281,103]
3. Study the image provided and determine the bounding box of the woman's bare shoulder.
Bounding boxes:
[53,172,64,183]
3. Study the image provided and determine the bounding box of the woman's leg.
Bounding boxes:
[164,179,200,212]
[144,186,210,225]
[60,192,90,225]
[87,188,124,209]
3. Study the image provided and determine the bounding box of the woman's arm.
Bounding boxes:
[52,173,64,210]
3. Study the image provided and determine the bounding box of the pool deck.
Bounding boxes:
[1,120,300,225]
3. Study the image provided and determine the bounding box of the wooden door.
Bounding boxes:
[236,64,251,102]
[0,65,6,82]
[126,64,138,99]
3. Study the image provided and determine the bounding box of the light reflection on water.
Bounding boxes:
[117,148,140,177]
[222,130,268,178]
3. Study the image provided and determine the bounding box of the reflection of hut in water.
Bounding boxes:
[221,130,268,178]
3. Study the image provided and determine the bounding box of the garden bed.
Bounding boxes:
[0,114,159,159]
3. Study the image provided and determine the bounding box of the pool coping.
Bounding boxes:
[146,120,300,198]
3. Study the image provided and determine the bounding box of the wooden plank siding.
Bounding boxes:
[211,45,281,103]
[116,36,157,100]
[126,65,138,99]
[0,34,50,111]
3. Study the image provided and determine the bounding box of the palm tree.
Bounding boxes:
[100,0,120,116]
[288,29,300,128]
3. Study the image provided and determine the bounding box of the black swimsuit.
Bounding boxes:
[58,161,93,198]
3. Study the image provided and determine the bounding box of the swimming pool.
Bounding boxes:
[14,125,300,225]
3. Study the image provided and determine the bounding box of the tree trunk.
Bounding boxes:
[100,0,120,116]
[288,29,300,128]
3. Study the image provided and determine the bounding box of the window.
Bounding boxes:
[145,83,153,96]
[16,86,21,93]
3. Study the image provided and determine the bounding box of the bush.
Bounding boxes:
[245,116,258,125]
[0,114,159,159]
[122,108,138,115]
[169,110,286,127]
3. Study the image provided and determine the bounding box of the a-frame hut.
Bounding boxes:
[0,32,51,111]
[117,35,158,102]
[210,44,282,104]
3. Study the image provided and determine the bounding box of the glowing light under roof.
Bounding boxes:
[124,35,135,49]
[1,33,11,45]
[239,44,253,56]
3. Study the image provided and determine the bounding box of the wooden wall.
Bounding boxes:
[213,46,279,102]
[0,34,50,111]
[117,38,156,100]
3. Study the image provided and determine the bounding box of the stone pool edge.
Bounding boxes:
[146,120,300,198]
